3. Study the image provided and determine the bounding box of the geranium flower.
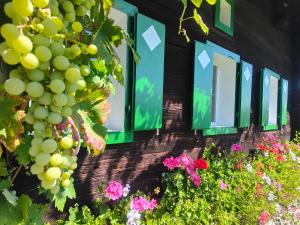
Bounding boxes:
[126,210,141,225]
[268,191,275,201]
[246,163,253,172]
[130,196,157,212]
[105,181,124,201]
[257,144,267,151]
[194,158,208,170]
[123,184,131,197]
[178,154,194,170]
[220,180,228,190]
[258,211,269,225]
[163,157,180,170]
[189,171,201,187]
[231,143,242,152]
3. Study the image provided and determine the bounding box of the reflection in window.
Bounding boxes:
[220,0,232,27]
[268,76,279,125]
[211,53,237,127]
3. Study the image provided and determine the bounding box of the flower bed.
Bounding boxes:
[58,133,300,225]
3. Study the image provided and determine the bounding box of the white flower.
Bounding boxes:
[268,191,275,201]
[262,173,272,185]
[126,210,141,225]
[289,150,297,161]
[246,163,253,173]
[123,184,131,197]
[296,186,300,192]
[264,152,269,157]
[297,157,300,164]
[275,203,282,212]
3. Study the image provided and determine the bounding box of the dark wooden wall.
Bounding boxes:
[14,0,293,211]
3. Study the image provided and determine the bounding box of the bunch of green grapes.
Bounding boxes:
[0,0,97,194]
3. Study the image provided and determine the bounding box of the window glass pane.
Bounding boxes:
[105,8,128,132]
[220,0,232,27]
[211,53,237,127]
[268,76,279,125]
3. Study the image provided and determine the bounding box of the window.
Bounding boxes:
[192,41,253,136]
[260,68,288,131]
[98,0,166,144]
[215,0,235,36]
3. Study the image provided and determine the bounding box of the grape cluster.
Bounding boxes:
[0,0,97,194]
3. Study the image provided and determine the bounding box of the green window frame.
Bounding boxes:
[192,41,253,136]
[260,68,288,131]
[103,0,166,144]
[215,0,235,37]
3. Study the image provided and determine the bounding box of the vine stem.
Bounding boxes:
[178,3,187,34]
[11,165,22,185]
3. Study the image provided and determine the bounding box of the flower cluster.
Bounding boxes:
[257,135,286,162]
[105,181,131,201]
[163,153,208,186]
[258,211,269,224]
[231,143,242,152]
[130,196,157,212]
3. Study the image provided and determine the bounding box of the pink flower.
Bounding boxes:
[231,143,242,152]
[258,211,269,224]
[163,157,180,170]
[189,171,201,187]
[105,181,124,201]
[220,180,228,190]
[130,196,157,212]
[178,154,194,170]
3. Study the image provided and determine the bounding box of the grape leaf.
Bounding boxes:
[0,92,26,152]
[206,0,216,5]
[193,9,209,34]
[14,134,32,166]
[191,0,203,8]
[0,159,8,176]
[52,179,76,212]
[0,178,10,191]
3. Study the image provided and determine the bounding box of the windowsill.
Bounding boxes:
[203,127,238,136]
[107,131,133,145]
[262,124,278,131]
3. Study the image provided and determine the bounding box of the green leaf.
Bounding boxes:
[206,0,216,5]
[181,0,188,7]
[0,159,8,176]
[52,179,76,212]
[193,9,209,34]
[0,179,10,191]
[2,189,18,206]
[17,194,32,222]
[191,0,203,8]
[14,134,32,166]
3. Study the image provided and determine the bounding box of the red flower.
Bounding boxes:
[236,160,243,171]
[276,154,284,162]
[258,211,269,224]
[257,144,267,151]
[194,158,208,170]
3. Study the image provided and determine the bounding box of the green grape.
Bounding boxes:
[42,18,58,36]
[50,153,63,166]
[41,178,56,189]
[80,65,91,76]
[51,17,64,31]
[45,127,53,137]
[61,106,72,117]
[34,46,52,62]
[33,121,46,131]
[32,34,50,47]
[9,69,22,79]
[4,78,25,95]
[66,95,75,106]
[31,137,43,147]
[4,2,16,18]
[27,69,45,81]
[12,0,33,16]
[80,44,88,54]
[20,53,39,70]
[34,106,49,119]
[47,112,63,124]
[65,67,81,83]
[60,136,73,149]
[50,5,60,16]
[63,1,74,12]
[50,42,65,56]
[50,185,60,194]
[2,49,20,65]
[65,81,78,94]
[29,146,40,156]
[41,138,57,153]
[39,61,50,70]
[30,163,44,175]
[24,112,35,124]
[76,79,86,90]
[83,1,91,10]
[53,93,68,106]
[62,171,70,179]
[70,44,81,57]
[35,152,51,166]
[33,24,44,32]
[50,71,64,81]
[50,104,62,113]
[70,163,77,170]
[76,5,87,17]
[26,82,44,97]
[61,179,70,187]
[32,0,49,8]
[37,171,46,180]
[49,79,65,93]
[61,156,71,168]
[90,0,96,6]
[53,56,69,70]
[38,92,53,105]
[0,42,9,55]
[72,21,83,32]
[0,23,20,40]
[12,35,33,54]
[45,167,61,180]
[65,13,76,22]
[87,44,98,55]
[29,102,39,112]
